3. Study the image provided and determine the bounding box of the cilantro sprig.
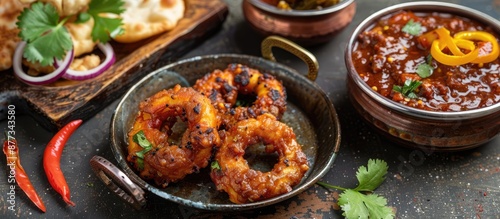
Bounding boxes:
[16,0,124,66]
[402,19,422,36]
[133,130,153,170]
[393,79,422,99]
[16,2,72,66]
[317,159,394,219]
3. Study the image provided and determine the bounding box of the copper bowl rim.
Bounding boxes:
[345,1,500,120]
[246,0,355,17]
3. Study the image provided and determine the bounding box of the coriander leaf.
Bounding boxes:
[402,79,422,95]
[318,159,394,219]
[362,193,394,219]
[402,19,422,36]
[211,161,221,170]
[133,130,153,149]
[339,190,394,219]
[24,30,72,66]
[86,0,125,43]
[416,55,434,78]
[338,190,369,219]
[416,63,433,78]
[76,12,91,23]
[16,2,59,42]
[393,79,422,99]
[133,131,153,158]
[136,158,145,170]
[16,2,72,66]
[133,130,153,170]
[392,85,402,93]
[354,159,389,192]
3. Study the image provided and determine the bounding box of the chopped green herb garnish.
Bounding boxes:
[317,159,394,219]
[211,161,221,170]
[393,79,422,99]
[133,130,153,170]
[416,63,433,78]
[416,55,434,78]
[402,19,422,36]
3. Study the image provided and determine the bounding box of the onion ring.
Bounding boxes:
[127,84,221,187]
[13,41,73,86]
[210,113,309,203]
[194,64,287,129]
[59,43,116,81]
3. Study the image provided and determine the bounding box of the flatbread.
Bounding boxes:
[0,0,25,71]
[112,0,185,43]
[18,0,90,16]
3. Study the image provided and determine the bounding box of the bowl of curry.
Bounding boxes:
[345,1,500,151]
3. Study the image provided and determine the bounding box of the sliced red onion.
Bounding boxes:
[60,43,116,81]
[13,41,73,86]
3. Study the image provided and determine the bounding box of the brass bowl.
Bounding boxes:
[345,2,500,151]
[91,36,341,211]
[242,0,356,45]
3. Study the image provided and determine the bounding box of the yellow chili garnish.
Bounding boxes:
[427,27,499,66]
[454,31,500,64]
[431,39,479,66]
[434,27,465,56]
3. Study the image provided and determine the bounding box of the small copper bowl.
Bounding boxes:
[345,2,500,151]
[243,0,356,45]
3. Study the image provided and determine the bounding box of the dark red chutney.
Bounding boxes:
[351,11,500,112]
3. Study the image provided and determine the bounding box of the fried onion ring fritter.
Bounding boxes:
[210,113,309,203]
[194,64,287,129]
[127,84,221,187]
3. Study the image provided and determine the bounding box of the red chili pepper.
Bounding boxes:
[43,119,83,207]
[3,136,46,212]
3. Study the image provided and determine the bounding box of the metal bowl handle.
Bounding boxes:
[261,35,319,81]
[89,155,146,210]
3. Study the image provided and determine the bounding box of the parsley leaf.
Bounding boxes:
[85,0,125,43]
[402,19,422,36]
[317,159,394,219]
[16,2,72,66]
[393,79,422,99]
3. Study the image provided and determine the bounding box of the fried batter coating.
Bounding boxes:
[127,84,221,187]
[194,64,287,129]
[210,113,309,203]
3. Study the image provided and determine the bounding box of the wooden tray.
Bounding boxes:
[0,0,228,131]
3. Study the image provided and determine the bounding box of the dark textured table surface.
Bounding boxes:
[1,0,500,218]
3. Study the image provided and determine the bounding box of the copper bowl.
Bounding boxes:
[345,2,500,151]
[243,0,356,45]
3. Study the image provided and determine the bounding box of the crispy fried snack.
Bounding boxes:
[0,0,25,71]
[210,113,309,203]
[194,64,287,129]
[127,84,221,187]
